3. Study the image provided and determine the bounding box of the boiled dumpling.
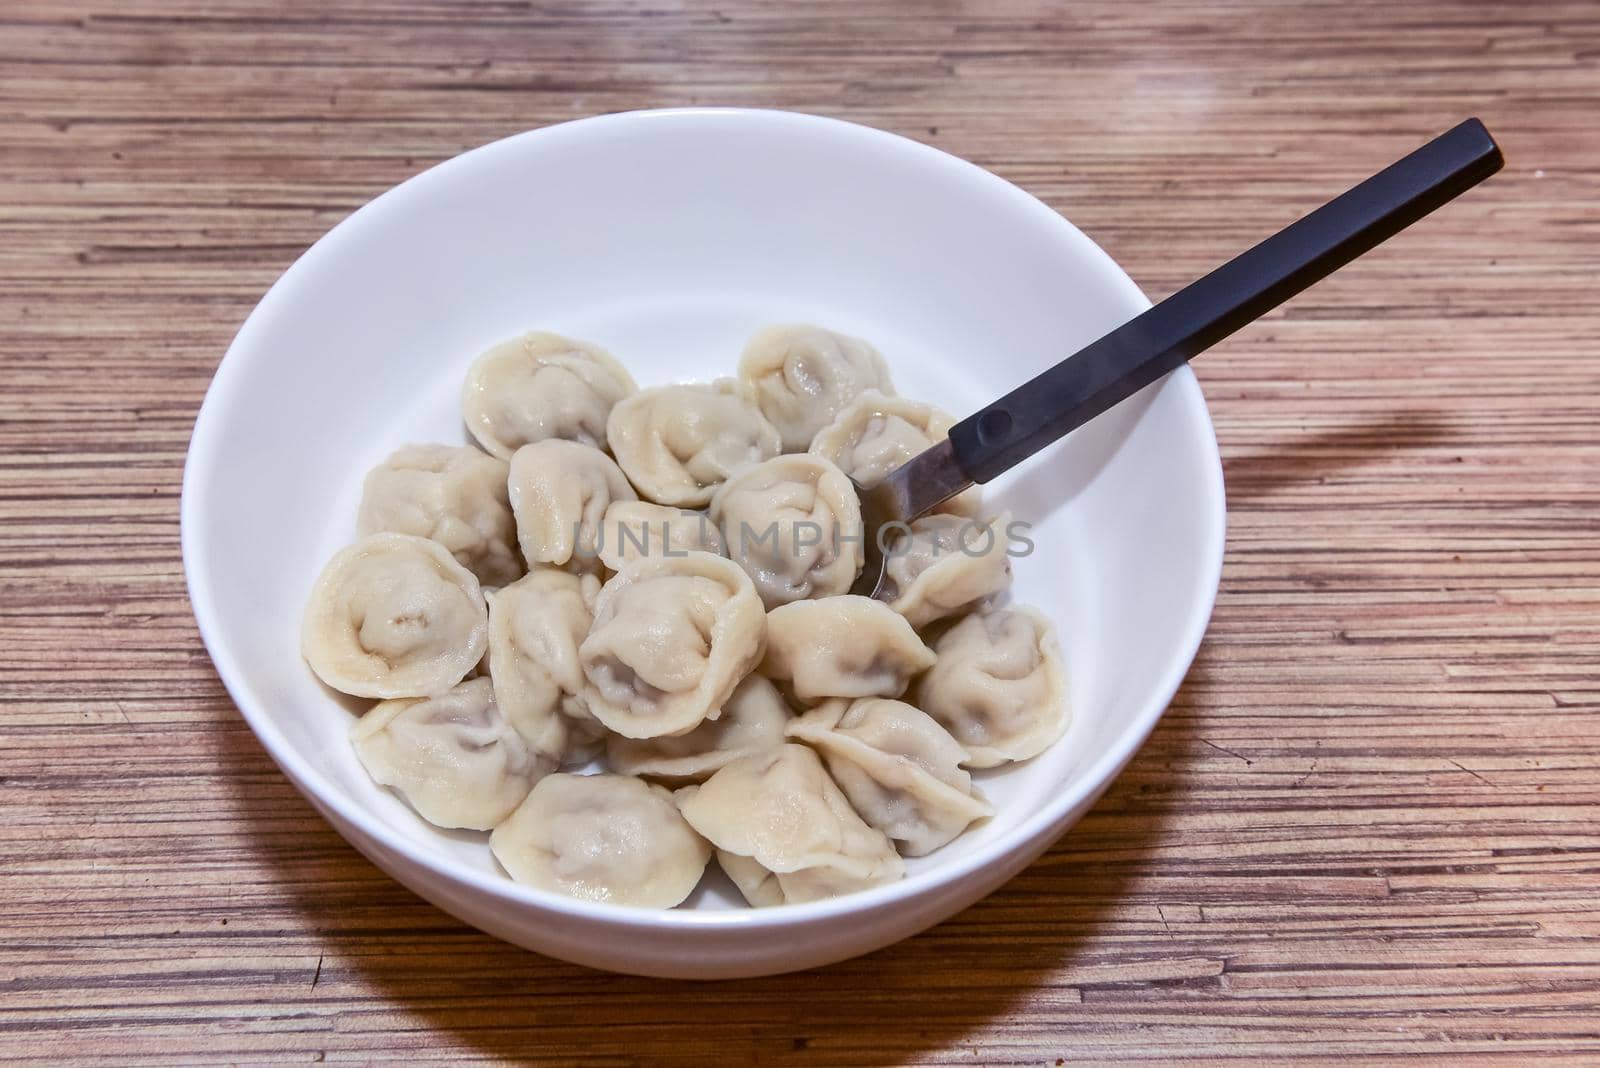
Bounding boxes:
[491,773,711,907]
[736,324,894,451]
[713,849,786,908]
[302,532,488,699]
[461,331,636,458]
[914,607,1069,767]
[485,567,604,765]
[606,673,790,784]
[708,454,863,609]
[595,499,726,572]
[351,677,551,830]
[761,595,935,702]
[606,380,782,507]
[810,391,980,516]
[676,744,905,905]
[357,443,521,587]
[507,439,636,572]
[787,698,992,856]
[579,552,766,738]
[882,512,1013,629]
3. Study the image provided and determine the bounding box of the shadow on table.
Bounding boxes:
[1220,408,1459,502]
[211,669,1211,1064]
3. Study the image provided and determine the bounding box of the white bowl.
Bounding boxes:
[182,108,1224,979]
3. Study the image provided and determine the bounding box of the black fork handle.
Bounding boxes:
[946,118,1503,484]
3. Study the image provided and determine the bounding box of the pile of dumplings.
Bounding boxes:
[301,324,1069,909]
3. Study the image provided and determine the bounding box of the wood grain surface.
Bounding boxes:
[3,0,1598,1062]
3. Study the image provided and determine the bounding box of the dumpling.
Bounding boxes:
[485,567,604,764]
[761,595,936,702]
[809,391,980,516]
[461,331,636,458]
[708,454,863,609]
[507,439,636,571]
[491,773,711,907]
[561,709,611,766]
[676,744,905,906]
[356,443,521,587]
[881,512,1013,629]
[786,699,992,856]
[713,849,786,908]
[606,380,782,507]
[595,499,725,573]
[736,324,894,451]
[914,607,1069,768]
[606,673,790,784]
[579,552,766,738]
[302,533,487,699]
[351,677,551,830]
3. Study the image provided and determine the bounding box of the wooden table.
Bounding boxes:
[4,1,1597,1062]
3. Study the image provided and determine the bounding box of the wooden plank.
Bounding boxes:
[2,0,1598,1062]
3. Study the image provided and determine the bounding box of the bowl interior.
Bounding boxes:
[184,109,1222,922]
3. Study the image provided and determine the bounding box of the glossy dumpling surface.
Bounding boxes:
[595,499,725,573]
[787,698,992,856]
[676,744,904,905]
[810,391,980,516]
[882,512,1014,629]
[606,380,781,507]
[351,677,551,830]
[302,532,488,699]
[579,552,767,738]
[709,454,863,609]
[736,324,893,451]
[606,673,790,784]
[761,595,935,702]
[461,331,636,458]
[357,443,520,587]
[507,439,636,571]
[485,567,603,764]
[914,606,1069,767]
[491,773,711,907]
